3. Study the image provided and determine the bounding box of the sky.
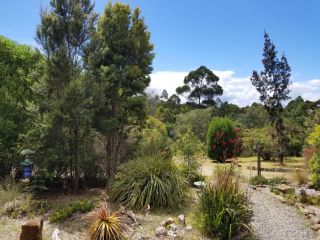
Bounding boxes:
[1,0,320,106]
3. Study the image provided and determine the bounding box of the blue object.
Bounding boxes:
[23,165,32,178]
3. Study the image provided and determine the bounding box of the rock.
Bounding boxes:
[51,228,61,240]
[20,218,43,240]
[251,185,257,190]
[169,223,178,231]
[193,181,206,188]
[131,232,143,240]
[317,229,320,236]
[311,216,320,224]
[275,184,295,194]
[165,217,174,226]
[275,195,286,203]
[304,207,315,216]
[127,210,138,224]
[178,214,185,226]
[185,225,193,231]
[160,220,166,226]
[312,224,320,231]
[155,226,167,236]
[167,230,177,237]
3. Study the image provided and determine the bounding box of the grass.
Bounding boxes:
[198,165,252,239]
[111,153,188,210]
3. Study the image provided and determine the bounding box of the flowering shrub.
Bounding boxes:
[207,118,242,162]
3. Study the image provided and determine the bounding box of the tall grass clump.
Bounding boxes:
[111,154,188,210]
[0,178,24,214]
[198,166,252,239]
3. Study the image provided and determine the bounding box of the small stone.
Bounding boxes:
[155,226,167,236]
[160,220,166,226]
[131,232,143,240]
[167,230,177,237]
[185,225,193,231]
[178,214,185,226]
[311,216,320,224]
[312,224,320,231]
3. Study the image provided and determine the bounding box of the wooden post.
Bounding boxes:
[257,152,261,177]
[20,218,43,240]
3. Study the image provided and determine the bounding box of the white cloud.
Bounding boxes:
[149,70,320,107]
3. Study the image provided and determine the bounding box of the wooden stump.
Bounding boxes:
[20,218,43,240]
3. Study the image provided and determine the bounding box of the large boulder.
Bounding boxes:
[275,184,295,194]
[20,218,43,240]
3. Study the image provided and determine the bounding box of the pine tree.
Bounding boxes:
[36,0,97,192]
[85,3,154,175]
[251,32,291,163]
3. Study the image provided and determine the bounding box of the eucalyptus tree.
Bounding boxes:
[176,65,223,107]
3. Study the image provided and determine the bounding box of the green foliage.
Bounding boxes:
[176,65,223,107]
[88,203,126,240]
[111,154,188,210]
[0,179,50,217]
[49,199,96,223]
[0,35,40,178]
[175,108,212,142]
[85,2,154,175]
[250,176,283,186]
[207,117,242,162]
[243,127,277,161]
[198,166,252,239]
[178,127,204,183]
[310,153,320,189]
[249,176,269,186]
[237,103,268,129]
[251,32,291,163]
[307,125,320,189]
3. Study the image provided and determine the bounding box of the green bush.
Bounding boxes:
[198,166,252,239]
[307,125,320,189]
[49,199,96,223]
[111,154,188,210]
[177,127,204,184]
[249,176,269,186]
[207,117,242,162]
[250,176,284,186]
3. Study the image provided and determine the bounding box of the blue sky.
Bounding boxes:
[1,0,320,106]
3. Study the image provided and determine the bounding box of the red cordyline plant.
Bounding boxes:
[87,203,127,240]
[208,118,243,163]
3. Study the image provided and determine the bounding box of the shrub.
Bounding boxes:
[198,166,252,239]
[50,199,96,223]
[177,127,204,184]
[207,117,242,162]
[0,178,22,207]
[250,176,284,186]
[111,154,188,210]
[307,125,320,189]
[249,176,269,186]
[88,203,126,240]
[292,171,309,186]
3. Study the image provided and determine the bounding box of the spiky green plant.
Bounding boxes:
[111,154,188,210]
[88,203,126,240]
[198,166,252,239]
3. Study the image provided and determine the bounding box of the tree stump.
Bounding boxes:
[20,218,43,240]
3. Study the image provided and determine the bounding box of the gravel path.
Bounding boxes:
[251,187,316,240]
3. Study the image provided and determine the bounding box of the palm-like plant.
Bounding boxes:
[88,203,126,240]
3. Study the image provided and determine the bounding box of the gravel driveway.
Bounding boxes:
[251,187,316,240]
